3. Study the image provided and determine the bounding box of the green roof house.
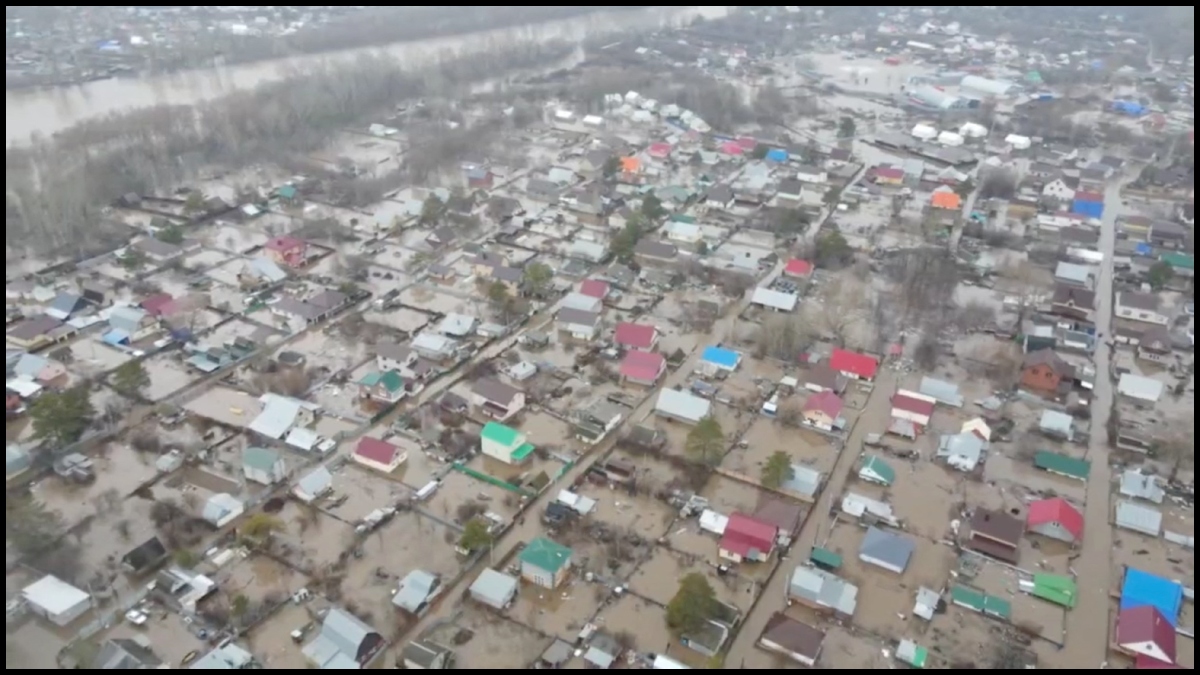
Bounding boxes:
[1033,451,1090,482]
[242,446,285,485]
[277,185,298,201]
[1160,251,1193,273]
[858,456,896,486]
[951,586,1011,621]
[519,537,572,589]
[1024,573,1077,609]
[358,370,409,403]
[896,639,928,668]
[480,422,535,465]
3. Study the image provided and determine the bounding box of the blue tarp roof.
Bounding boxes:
[1135,242,1153,256]
[765,149,789,161]
[701,346,740,369]
[1120,568,1183,626]
[102,329,130,345]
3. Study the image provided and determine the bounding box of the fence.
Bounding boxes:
[451,462,533,497]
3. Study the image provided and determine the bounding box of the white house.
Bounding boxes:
[561,292,603,314]
[556,308,601,341]
[1115,292,1170,326]
[481,422,534,465]
[242,446,286,485]
[249,394,317,440]
[22,575,93,627]
[1042,178,1077,202]
[472,378,526,421]
[353,437,407,474]
[376,342,417,373]
[750,287,798,313]
[202,493,245,528]
[795,165,827,184]
[293,467,333,503]
[665,221,703,247]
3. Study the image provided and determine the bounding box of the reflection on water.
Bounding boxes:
[5,7,730,144]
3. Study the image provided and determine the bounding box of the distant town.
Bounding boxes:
[5,5,1194,672]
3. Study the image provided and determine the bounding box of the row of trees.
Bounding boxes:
[7,41,573,257]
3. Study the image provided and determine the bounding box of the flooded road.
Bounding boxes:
[5,6,730,144]
[1053,177,1125,668]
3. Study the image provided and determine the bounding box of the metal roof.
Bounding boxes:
[654,388,711,422]
[859,527,915,572]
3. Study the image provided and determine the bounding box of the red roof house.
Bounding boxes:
[719,141,745,156]
[829,348,879,380]
[140,293,175,317]
[874,166,905,184]
[619,350,666,386]
[1118,606,1176,665]
[352,437,407,474]
[579,279,611,300]
[719,513,777,563]
[784,259,814,278]
[735,136,757,150]
[890,393,935,427]
[801,391,843,430]
[1026,497,1084,544]
[264,236,308,268]
[648,142,673,160]
[1135,654,1182,669]
[613,322,658,350]
[1074,190,1104,204]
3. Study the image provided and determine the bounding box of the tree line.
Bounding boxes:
[6,41,573,259]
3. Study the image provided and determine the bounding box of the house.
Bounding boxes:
[1033,451,1090,482]
[358,370,412,404]
[401,641,451,670]
[121,536,169,575]
[1054,261,1093,288]
[858,455,896,486]
[614,322,658,351]
[858,527,915,574]
[1121,567,1183,628]
[465,165,494,190]
[1117,373,1165,404]
[426,226,457,249]
[665,220,703,247]
[21,575,92,626]
[480,421,534,465]
[1116,500,1163,536]
[353,437,406,473]
[302,607,385,668]
[1071,191,1104,219]
[777,178,804,203]
[392,570,441,616]
[1149,220,1188,249]
[779,465,821,501]
[718,513,777,563]
[930,189,962,211]
[803,364,847,394]
[133,237,184,261]
[93,638,164,669]
[46,292,87,321]
[1038,409,1074,441]
[1051,284,1095,321]
[705,185,735,210]
[556,308,601,341]
[874,166,905,185]
[249,394,316,440]
[1026,497,1084,544]
[573,399,625,443]
[293,467,333,503]
[1117,606,1177,665]
[654,388,711,424]
[486,196,522,221]
[801,391,843,431]
[6,315,63,349]
[583,633,623,669]
[754,499,804,539]
[758,613,825,667]
[525,178,560,203]
[190,642,258,669]
[436,313,477,338]
[699,345,741,374]
[140,293,175,317]
[263,236,308,268]
[376,342,417,374]
[469,568,519,610]
[787,566,858,617]
[891,392,934,428]
[107,305,158,342]
[783,258,814,279]
[569,240,608,263]
[795,164,827,184]
[519,538,572,588]
[937,433,985,472]
[1042,176,1078,201]
[1119,215,1155,241]
[410,333,456,362]
[242,446,286,485]
[12,352,66,384]
[620,350,666,386]
[1116,292,1169,325]
[750,287,798,313]
[1020,349,1074,397]
[1120,470,1165,504]
[647,142,673,161]
[579,279,611,300]
[472,378,525,421]
[968,509,1024,563]
[562,292,603,314]
[1159,252,1193,279]
[633,239,679,265]
[202,493,245,528]
[829,348,878,381]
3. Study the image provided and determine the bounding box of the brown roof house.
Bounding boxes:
[1020,349,1074,398]
[967,509,1025,564]
[1050,284,1095,322]
[1136,326,1173,364]
[471,378,526,422]
[757,613,825,667]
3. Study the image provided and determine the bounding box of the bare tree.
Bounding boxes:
[754,315,813,362]
[814,277,869,347]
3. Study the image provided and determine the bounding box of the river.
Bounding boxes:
[4,6,730,145]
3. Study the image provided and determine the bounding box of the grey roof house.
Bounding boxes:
[787,566,858,617]
[858,527,915,574]
[190,642,257,669]
[469,568,519,610]
[94,638,163,669]
[526,178,561,203]
[46,292,88,320]
[654,388,711,425]
[1119,470,1164,504]
[401,640,452,670]
[303,608,386,669]
[780,464,821,501]
[1038,410,1074,441]
[392,570,441,615]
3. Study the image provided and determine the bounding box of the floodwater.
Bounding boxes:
[5,6,730,144]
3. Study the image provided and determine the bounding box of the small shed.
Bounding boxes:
[1033,451,1090,481]
[242,446,285,485]
[1120,471,1165,504]
[858,456,895,486]
[469,569,519,610]
[22,575,92,626]
[858,527,915,574]
[1115,500,1163,537]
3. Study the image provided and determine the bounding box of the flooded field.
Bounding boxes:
[727,419,839,482]
[632,547,756,614]
[67,339,134,376]
[101,610,210,668]
[576,485,676,540]
[272,501,357,572]
[699,475,771,516]
[846,461,960,540]
[6,612,79,668]
[247,601,316,669]
[425,606,550,670]
[213,554,308,607]
[32,447,160,525]
[399,285,475,316]
[423,470,521,525]
[593,595,684,664]
[143,354,198,401]
[280,332,368,372]
[361,307,430,334]
[184,386,262,427]
[509,576,599,639]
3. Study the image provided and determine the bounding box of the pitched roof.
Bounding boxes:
[931,190,962,209]
[579,279,610,299]
[784,258,814,277]
[720,513,777,557]
[1027,498,1084,540]
[620,350,665,382]
[829,348,878,379]
[969,509,1024,546]
[519,537,572,573]
[481,422,522,447]
[1052,284,1096,307]
[1022,348,1073,376]
[1033,451,1091,480]
[472,378,522,406]
[760,613,825,658]
[1117,606,1176,663]
[803,391,844,419]
[891,393,935,417]
[859,526,915,571]
[613,322,657,349]
[355,437,400,465]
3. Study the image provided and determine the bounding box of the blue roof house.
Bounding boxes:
[765,148,789,163]
[1120,567,1183,626]
[700,346,741,375]
[1071,194,1104,220]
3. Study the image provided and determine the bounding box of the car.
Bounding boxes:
[125,609,149,625]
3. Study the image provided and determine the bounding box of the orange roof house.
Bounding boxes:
[931,190,962,210]
[620,157,642,174]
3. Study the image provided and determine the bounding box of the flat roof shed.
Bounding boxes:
[22,575,92,626]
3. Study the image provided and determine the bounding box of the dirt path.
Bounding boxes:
[723,370,896,668]
[1051,179,1124,668]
